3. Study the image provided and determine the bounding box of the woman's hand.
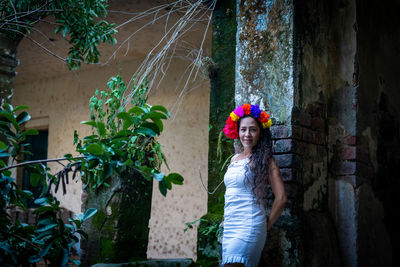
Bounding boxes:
[266,158,287,230]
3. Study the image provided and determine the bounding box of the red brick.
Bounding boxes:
[284,183,297,198]
[357,162,374,179]
[340,147,356,160]
[296,112,311,127]
[317,146,327,157]
[274,139,294,153]
[6,206,16,223]
[338,175,369,188]
[346,136,356,145]
[307,103,324,117]
[291,125,303,139]
[302,128,314,143]
[338,175,357,187]
[270,125,288,139]
[271,125,303,139]
[357,147,370,164]
[337,161,356,175]
[15,207,27,223]
[59,208,71,223]
[313,131,326,145]
[27,208,37,225]
[310,117,325,130]
[280,168,297,182]
[274,154,301,168]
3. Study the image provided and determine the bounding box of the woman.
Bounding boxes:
[221,103,287,267]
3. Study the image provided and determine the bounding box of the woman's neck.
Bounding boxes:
[242,149,252,157]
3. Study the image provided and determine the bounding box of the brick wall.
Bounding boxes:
[6,205,73,225]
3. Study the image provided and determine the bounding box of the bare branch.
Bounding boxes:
[6,28,66,62]
[0,156,85,172]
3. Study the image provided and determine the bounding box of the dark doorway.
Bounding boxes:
[21,130,48,208]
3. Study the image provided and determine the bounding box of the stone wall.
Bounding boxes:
[6,205,73,225]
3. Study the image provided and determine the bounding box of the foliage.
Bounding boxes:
[185,130,233,266]
[0,75,184,264]
[0,0,117,69]
[0,103,96,266]
[185,216,223,267]
[74,75,183,196]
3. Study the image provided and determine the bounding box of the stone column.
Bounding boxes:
[235,0,300,265]
[80,170,153,266]
[197,0,237,265]
[0,33,20,104]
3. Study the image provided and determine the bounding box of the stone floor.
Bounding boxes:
[91,259,194,267]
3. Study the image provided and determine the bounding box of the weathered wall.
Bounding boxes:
[12,0,211,260]
[296,0,357,266]
[297,0,395,266]
[236,0,294,124]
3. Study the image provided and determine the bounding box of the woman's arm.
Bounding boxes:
[267,158,287,230]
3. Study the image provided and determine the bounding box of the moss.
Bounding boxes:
[208,0,237,214]
[196,0,236,264]
[261,214,302,266]
[237,0,267,88]
[91,210,106,230]
[100,237,114,259]
[81,169,153,265]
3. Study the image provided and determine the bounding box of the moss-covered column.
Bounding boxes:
[207,0,236,215]
[197,0,236,265]
[235,0,301,265]
[80,169,153,266]
[0,33,20,104]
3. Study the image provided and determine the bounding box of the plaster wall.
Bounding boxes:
[11,0,211,260]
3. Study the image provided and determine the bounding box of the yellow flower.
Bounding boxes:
[262,119,272,129]
[266,118,272,128]
[230,112,240,122]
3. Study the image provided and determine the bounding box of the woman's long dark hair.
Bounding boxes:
[237,115,273,207]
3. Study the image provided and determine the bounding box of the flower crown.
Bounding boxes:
[223,103,272,139]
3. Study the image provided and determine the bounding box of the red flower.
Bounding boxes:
[223,117,238,139]
[242,104,251,115]
[259,111,270,123]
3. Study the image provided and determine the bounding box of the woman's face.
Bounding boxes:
[239,117,260,151]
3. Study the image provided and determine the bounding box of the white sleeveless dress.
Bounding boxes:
[222,157,267,267]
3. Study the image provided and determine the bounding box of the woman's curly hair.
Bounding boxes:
[237,115,272,207]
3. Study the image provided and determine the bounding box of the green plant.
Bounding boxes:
[0,0,117,70]
[185,216,223,266]
[0,74,185,264]
[74,75,183,195]
[0,103,95,266]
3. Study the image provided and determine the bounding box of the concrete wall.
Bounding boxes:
[12,0,211,260]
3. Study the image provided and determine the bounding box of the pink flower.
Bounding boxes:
[233,106,244,117]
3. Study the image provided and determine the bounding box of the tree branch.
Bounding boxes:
[0,156,86,172]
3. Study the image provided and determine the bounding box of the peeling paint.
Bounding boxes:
[236,0,294,124]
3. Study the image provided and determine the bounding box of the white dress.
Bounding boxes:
[222,157,267,267]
